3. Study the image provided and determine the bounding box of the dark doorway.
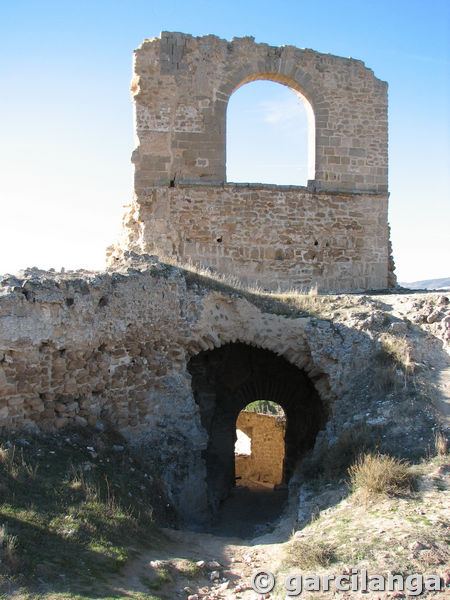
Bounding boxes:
[187,343,328,533]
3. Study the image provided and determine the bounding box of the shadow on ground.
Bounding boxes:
[209,481,288,539]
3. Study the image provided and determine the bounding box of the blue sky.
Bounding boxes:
[0,0,448,282]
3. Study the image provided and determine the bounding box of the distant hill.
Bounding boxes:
[399,277,450,290]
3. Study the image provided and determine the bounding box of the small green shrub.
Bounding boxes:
[244,400,285,416]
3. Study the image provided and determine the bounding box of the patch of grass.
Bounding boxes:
[341,541,377,563]
[141,567,172,591]
[0,428,173,597]
[286,539,337,569]
[433,430,448,456]
[348,452,416,496]
[378,333,413,372]
[176,559,205,579]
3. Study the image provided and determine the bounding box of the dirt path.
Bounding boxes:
[112,458,450,600]
[114,526,286,599]
[113,482,292,599]
[209,484,289,538]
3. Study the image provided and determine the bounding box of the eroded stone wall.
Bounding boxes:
[108,32,394,292]
[110,184,390,291]
[131,32,388,191]
[0,255,445,523]
[235,411,286,486]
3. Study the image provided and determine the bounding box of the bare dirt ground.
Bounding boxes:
[112,457,450,600]
[114,482,290,599]
[114,526,286,600]
[210,483,288,538]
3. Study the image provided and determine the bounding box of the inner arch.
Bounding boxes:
[187,342,328,519]
[226,75,315,184]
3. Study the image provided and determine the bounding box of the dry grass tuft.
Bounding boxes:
[287,538,337,569]
[348,452,415,496]
[0,444,38,481]
[433,430,448,456]
[162,255,325,315]
[378,334,413,372]
[0,523,21,573]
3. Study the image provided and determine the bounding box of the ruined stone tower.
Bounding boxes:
[108,32,395,292]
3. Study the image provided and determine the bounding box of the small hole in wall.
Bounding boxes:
[326,242,329,247]
[169,179,175,188]
[59,349,66,357]
[21,289,33,301]
[216,237,223,243]
[66,298,74,307]
[314,240,319,246]
[98,297,108,308]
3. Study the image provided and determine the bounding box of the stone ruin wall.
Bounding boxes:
[235,411,286,486]
[108,32,395,292]
[0,258,374,520]
[0,256,446,523]
[113,185,390,291]
[2,34,448,526]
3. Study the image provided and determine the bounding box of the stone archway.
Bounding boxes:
[187,342,328,516]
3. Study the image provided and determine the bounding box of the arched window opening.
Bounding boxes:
[226,79,315,186]
[235,401,286,489]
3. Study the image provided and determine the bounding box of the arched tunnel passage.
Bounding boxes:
[187,343,328,531]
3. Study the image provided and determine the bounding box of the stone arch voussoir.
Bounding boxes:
[185,295,334,408]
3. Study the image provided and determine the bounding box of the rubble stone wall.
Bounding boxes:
[108,32,394,292]
[235,411,286,485]
[111,184,390,291]
[0,256,446,523]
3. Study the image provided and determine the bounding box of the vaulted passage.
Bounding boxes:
[187,343,328,526]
